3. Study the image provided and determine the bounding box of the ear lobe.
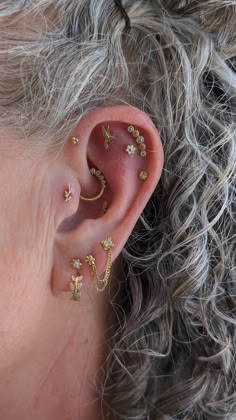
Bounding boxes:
[53,105,164,299]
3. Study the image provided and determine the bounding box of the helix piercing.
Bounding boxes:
[102,126,115,150]
[64,184,72,202]
[80,168,106,202]
[85,237,114,292]
[128,126,147,158]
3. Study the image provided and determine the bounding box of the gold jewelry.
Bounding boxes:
[102,126,114,150]
[80,168,106,202]
[102,201,109,215]
[71,136,79,145]
[64,184,72,202]
[126,144,137,155]
[85,237,114,292]
[71,259,82,269]
[70,274,83,301]
[139,170,148,181]
[69,258,83,301]
[128,125,147,158]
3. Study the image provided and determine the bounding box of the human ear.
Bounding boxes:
[52,105,164,300]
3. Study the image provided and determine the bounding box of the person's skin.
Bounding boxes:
[0,105,164,420]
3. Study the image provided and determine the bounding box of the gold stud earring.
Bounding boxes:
[102,126,115,150]
[71,136,79,145]
[139,170,148,181]
[126,144,137,155]
[85,237,114,292]
[102,201,109,215]
[64,184,72,202]
[80,168,106,202]
[69,258,83,301]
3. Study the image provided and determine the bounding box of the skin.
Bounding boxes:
[0,106,163,419]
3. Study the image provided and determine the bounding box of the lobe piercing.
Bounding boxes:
[71,259,82,269]
[70,274,83,301]
[80,168,106,202]
[64,184,72,202]
[71,136,79,145]
[85,237,114,292]
[102,126,115,150]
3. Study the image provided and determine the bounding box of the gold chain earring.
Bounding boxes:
[85,237,114,292]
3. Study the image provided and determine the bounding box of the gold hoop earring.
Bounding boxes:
[80,168,106,202]
[85,237,114,292]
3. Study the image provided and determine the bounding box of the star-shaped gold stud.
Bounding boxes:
[85,255,96,266]
[101,237,115,251]
[71,259,82,269]
[126,144,137,155]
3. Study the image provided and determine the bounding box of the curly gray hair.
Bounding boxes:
[0,0,236,418]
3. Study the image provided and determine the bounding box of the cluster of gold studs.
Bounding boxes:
[127,126,147,158]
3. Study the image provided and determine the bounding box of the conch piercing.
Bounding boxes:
[64,184,72,202]
[70,258,83,301]
[85,237,114,292]
[102,126,114,150]
[80,168,106,202]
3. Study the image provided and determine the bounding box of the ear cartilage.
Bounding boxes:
[102,126,115,150]
[85,237,114,292]
[64,184,72,202]
[71,136,79,145]
[80,167,106,202]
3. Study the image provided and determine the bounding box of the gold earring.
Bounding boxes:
[71,136,79,145]
[128,126,147,158]
[80,168,106,202]
[64,184,72,202]
[139,170,148,181]
[69,258,83,301]
[85,237,114,292]
[102,126,114,150]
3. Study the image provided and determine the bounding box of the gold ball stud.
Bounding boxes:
[71,137,79,145]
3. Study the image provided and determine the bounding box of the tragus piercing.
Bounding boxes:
[80,168,106,202]
[64,184,72,202]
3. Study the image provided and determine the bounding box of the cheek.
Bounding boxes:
[0,191,54,371]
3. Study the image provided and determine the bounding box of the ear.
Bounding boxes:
[52,105,164,300]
